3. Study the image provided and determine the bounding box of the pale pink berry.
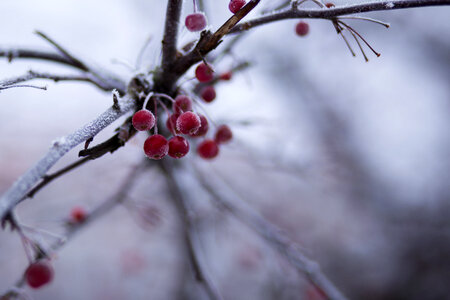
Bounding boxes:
[70,206,87,223]
[197,139,219,159]
[132,109,155,131]
[195,62,214,82]
[25,260,54,289]
[191,114,209,137]
[295,21,309,36]
[143,134,169,160]
[176,112,201,135]
[185,13,207,32]
[229,0,246,14]
[168,136,190,158]
[174,95,193,114]
[220,71,232,81]
[201,86,216,103]
[214,125,233,144]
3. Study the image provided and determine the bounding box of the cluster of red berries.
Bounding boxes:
[131,62,233,161]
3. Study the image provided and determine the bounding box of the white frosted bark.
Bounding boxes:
[0,96,136,219]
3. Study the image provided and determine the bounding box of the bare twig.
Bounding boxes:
[229,0,450,33]
[25,157,91,199]
[160,160,223,300]
[0,95,136,220]
[0,70,119,92]
[161,0,183,73]
[192,163,348,300]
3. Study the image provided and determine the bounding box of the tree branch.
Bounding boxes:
[0,70,120,92]
[161,0,183,73]
[0,95,136,220]
[160,159,223,300]
[192,163,348,300]
[230,0,450,33]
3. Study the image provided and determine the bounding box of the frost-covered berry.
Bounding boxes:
[229,0,246,14]
[176,112,201,135]
[195,62,214,82]
[70,206,87,223]
[220,71,232,81]
[25,260,54,289]
[295,21,309,37]
[197,139,219,159]
[143,134,169,160]
[168,136,190,158]
[325,2,335,8]
[174,95,193,114]
[214,125,233,144]
[166,114,180,135]
[201,86,216,103]
[132,109,155,131]
[191,114,209,137]
[185,13,207,32]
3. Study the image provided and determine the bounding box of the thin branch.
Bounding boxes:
[0,95,136,220]
[0,48,127,94]
[25,157,91,199]
[34,30,89,71]
[160,160,223,300]
[192,163,348,300]
[0,70,119,92]
[161,0,183,72]
[229,0,450,33]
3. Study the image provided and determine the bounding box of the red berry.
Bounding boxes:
[295,21,309,37]
[185,13,207,32]
[325,2,335,8]
[174,95,193,114]
[197,139,219,159]
[132,109,155,131]
[176,112,201,135]
[214,125,233,144]
[143,134,169,160]
[70,206,87,223]
[166,113,180,135]
[200,86,216,103]
[191,114,209,137]
[229,0,246,14]
[168,136,190,158]
[25,260,54,289]
[219,71,232,81]
[195,62,214,82]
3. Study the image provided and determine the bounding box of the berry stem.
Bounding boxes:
[338,21,381,57]
[142,92,155,110]
[338,16,390,28]
[153,98,158,134]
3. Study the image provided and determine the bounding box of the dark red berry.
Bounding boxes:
[325,2,335,8]
[229,0,246,14]
[166,114,180,135]
[174,95,193,114]
[25,260,54,289]
[191,114,209,137]
[195,62,214,82]
[214,125,233,144]
[200,86,216,103]
[132,109,156,131]
[295,21,309,37]
[70,206,87,223]
[220,71,232,81]
[197,139,219,159]
[185,13,207,32]
[176,112,201,135]
[143,134,169,160]
[168,136,190,158]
